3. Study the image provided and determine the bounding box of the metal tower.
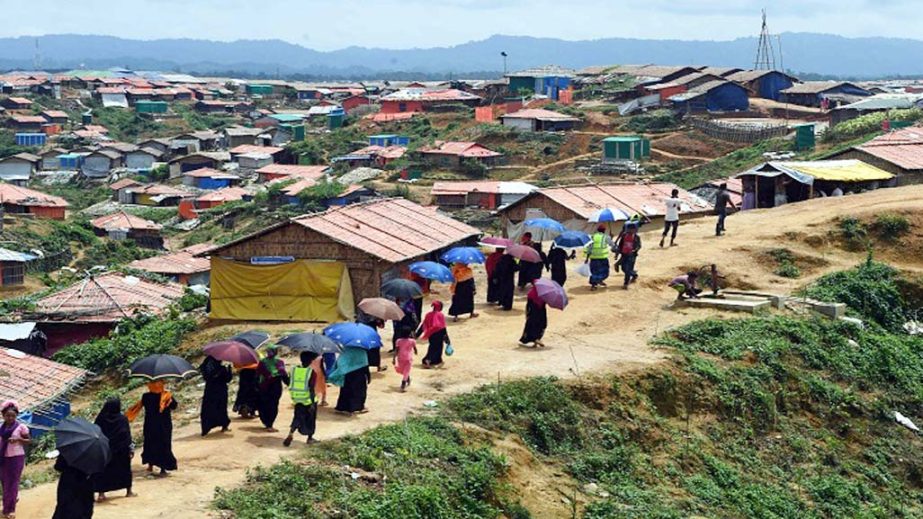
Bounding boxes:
[754,9,776,70]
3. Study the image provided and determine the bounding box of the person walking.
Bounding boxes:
[329,348,371,416]
[127,381,177,476]
[0,401,29,519]
[614,222,642,289]
[519,286,548,348]
[92,398,135,502]
[485,248,503,304]
[448,262,478,321]
[393,326,418,391]
[255,346,289,432]
[51,456,94,519]
[517,233,544,290]
[715,183,737,236]
[199,356,232,436]
[491,250,518,310]
[418,301,451,368]
[660,189,682,247]
[545,243,568,287]
[585,225,612,290]
[283,352,319,446]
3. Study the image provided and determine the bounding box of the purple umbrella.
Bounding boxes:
[203,340,259,366]
[533,278,568,310]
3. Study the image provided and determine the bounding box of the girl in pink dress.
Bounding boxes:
[392,327,418,391]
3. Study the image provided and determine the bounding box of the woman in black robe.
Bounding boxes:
[418,301,451,368]
[52,457,94,519]
[491,254,519,311]
[233,367,259,419]
[329,347,371,415]
[519,286,548,347]
[546,244,568,287]
[358,314,387,372]
[256,346,289,432]
[199,356,232,436]
[448,263,478,321]
[139,382,178,475]
[92,398,134,501]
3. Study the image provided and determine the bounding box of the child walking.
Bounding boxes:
[393,327,417,391]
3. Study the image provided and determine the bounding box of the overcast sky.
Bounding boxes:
[4,0,919,50]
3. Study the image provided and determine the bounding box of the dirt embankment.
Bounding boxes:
[16,185,923,518]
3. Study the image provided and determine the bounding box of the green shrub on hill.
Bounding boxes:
[625,109,678,133]
[823,108,923,143]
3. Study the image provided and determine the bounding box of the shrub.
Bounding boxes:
[871,213,911,241]
[625,109,677,133]
[823,108,923,143]
[838,216,869,250]
[800,261,909,331]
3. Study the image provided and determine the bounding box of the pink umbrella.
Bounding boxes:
[358,297,405,321]
[505,244,542,263]
[203,340,259,365]
[533,279,568,310]
[479,236,513,248]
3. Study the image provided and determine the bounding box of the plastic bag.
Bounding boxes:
[575,263,591,278]
[445,343,454,356]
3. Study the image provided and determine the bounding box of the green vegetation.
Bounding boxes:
[0,129,37,159]
[53,313,197,374]
[871,213,911,241]
[297,179,346,212]
[625,109,678,133]
[837,213,913,251]
[767,248,801,278]
[655,138,791,189]
[172,103,236,132]
[37,182,110,211]
[214,417,517,519]
[823,108,923,143]
[287,126,365,164]
[74,238,158,270]
[92,107,166,141]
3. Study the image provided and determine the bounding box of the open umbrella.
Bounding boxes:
[230,331,270,349]
[276,332,342,354]
[505,244,543,263]
[381,279,423,300]
[589,207,631,223]
[128,354,197,381]
[441,247,486,265]
[554,230,591,248]
[358,297,405,321]
[203,340,259,366]
[478,236,513,249]
[55,417,110,475]
[323,322,383,350]
[523,218,566,241]
[409,261,454,283]
[533,278,568,310]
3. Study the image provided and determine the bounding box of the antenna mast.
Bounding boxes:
[754,9,776,70]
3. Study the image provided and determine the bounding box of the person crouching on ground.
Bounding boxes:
[284,351,320,446]
[669,272,702,300]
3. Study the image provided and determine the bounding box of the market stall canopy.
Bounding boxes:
[736,160,894,185]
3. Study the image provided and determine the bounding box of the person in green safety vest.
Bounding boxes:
[584,224,613,290]
[283,352,319,446]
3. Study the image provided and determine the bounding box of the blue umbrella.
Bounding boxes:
[554,231,591,248]
[441,247,486,265]
[523,218,566,241]
[409,261,454,283]
[322,322,383,350]
[589,207,631,223]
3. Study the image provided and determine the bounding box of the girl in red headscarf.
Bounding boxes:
[417,301,451,368]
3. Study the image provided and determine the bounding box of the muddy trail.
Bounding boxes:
[17,186,923,518]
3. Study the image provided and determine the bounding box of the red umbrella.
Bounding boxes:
[358,298,405,321]
[533,278,568,310]
[505,244,542,263]
[479,236,514,248]
[203,340,259,366]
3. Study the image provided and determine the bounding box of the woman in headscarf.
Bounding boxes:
[256,346,289,432]
[51,456,94,519]
[328,347,371,416]
[517,233,544,290]
[358,313,387,372]
[393,326,417,391]
[1,400,30,518]
[92,398,135,502]
[199,355,232,436]
[491,249,518,311]
[448,262,478,322]
[545,243,568,287]
[391,298,419,352]
[232,364,259,419]
[484,248,504,304]
[127,381,178,476]
[419,301,450,368]
[310,353,328,407]
[519,285,548,348]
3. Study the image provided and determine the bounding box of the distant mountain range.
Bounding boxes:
[1,33,922,79]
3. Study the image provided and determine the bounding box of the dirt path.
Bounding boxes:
[525,152,598,179]
[650,147,711,162]
[17,186,923,518]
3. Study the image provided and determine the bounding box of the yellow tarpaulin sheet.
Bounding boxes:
[787,161,894,182]
[210,257,355,322]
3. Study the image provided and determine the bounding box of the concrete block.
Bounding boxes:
[683,297,771,314]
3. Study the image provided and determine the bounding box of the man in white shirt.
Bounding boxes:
[660,189,682,247]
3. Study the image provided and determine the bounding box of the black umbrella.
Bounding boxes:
[128,354,197,381]
[55,417,110,475]
[276,332,342,354]
[230,331,270,349]
[381,279,423,300]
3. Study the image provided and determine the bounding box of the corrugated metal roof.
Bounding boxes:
[727,69,793,82]
[109,178,142,190]
[380,88,481,102]
[196,186,249,203]
[855,145,923,171]
[10,115,47,124]
[834,94,923,112]
[92,211,162,232]
[781,81,863,95]
[182,168,240,180]
[506,65,575,78]
[128,244,211,275]
[0,348,88,413]
[229,144,283,155]
[419,141,502,158]
[501,108,580,122]
[505,183,712,220]
[30,273,184,323]
[0,184,69,207]
[738,160,894,183]
[432,181,501,195]
[256,164,328,179]
[0,248,37,262]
